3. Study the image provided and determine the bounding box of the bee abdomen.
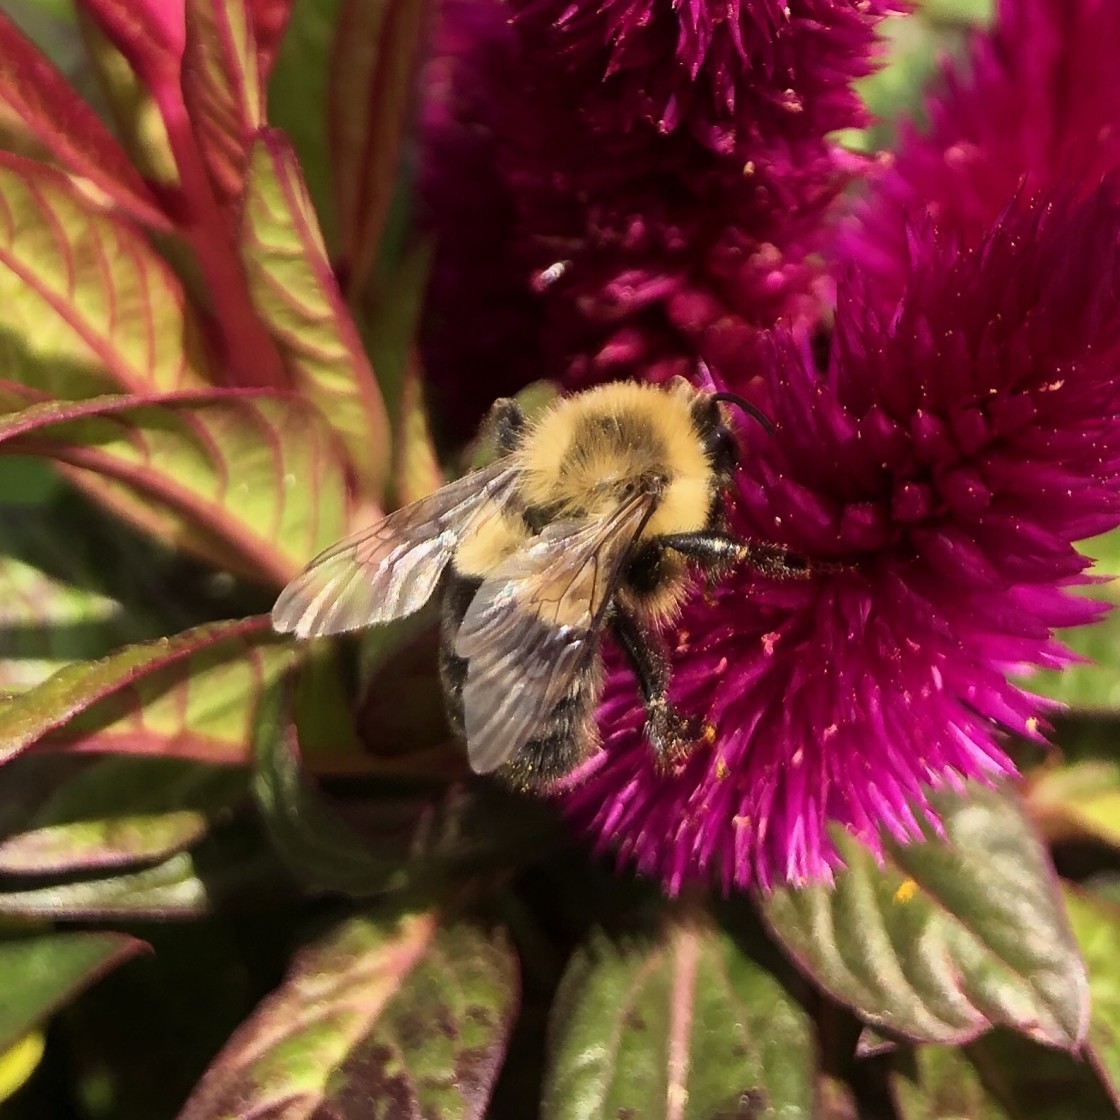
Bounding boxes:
[439,569,602,791]
[498,671,602,791]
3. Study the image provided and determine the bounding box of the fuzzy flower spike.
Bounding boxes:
[839,0,1120,304]
[564,182,1120,891]
[419,0,899,431]
[511,0,900,153]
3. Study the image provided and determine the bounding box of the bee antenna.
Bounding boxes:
[711,392,775,436]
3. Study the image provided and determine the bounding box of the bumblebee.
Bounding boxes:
[272,377,808,789]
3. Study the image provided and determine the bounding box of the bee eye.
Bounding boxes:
[708,427,739,473]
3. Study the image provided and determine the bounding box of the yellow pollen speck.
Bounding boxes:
[894,878,918,903]
[733,814,751,828]
[1026,716,1040,734]
[715,756,729,780]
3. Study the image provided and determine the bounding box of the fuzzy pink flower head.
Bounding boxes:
[563,182,1120,891]
[511,0,900,154]
[839,0,1120,305]
[419,0,884,430]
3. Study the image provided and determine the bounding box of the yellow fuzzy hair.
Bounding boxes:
[515,380,716,540]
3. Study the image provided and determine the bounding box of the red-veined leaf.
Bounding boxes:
[248,0,293,76]
[762,783,1089,1051]
[329,0,428,300]
[241,130,391,494]
[182,0,264,210]
[0,390,353,584]
[0,931,146,1052]
[75,8,180,186]
[0,616,285,767]
[176,908,518,1120]
[0,152,211,396]
[78,0,184,92]
[81,0,290,391]
[0,12,169,228]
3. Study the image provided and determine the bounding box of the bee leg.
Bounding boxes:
[611,608,699,766]
[658,531,814,580]
[483,398,528,456]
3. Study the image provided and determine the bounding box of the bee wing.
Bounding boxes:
[272,460,519,639]
[455,492,656,774]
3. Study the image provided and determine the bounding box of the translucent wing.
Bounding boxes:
[454,491,655,774]
[272,459,519,639]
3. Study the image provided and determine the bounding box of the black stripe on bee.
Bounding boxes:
[439,569,601,790]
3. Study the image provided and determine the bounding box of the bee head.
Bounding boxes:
[692,390,773,484]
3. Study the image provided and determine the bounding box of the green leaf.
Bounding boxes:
[252,669,402,894]
[0,824,297,919]
[240,130,392,495]
[840,8,984,155]
[761,782,1088,1049]
[253,670,558,894]
[329,0,428,300]
[176,908,518,1120]
[60,918,275,1120]
[1027,759,1120,848]
[0,152,210,396]
[0,390,353,583]
[917,0,994,22]
[0,931,145,1051]
[364,242,431,422]
[1029,530,1120,712]
[963,1031,1117,1120]
[0,489,171,692]
[391,352,446,505]
[1064,887,1120,1110]
[891,1044,1013,1120]
[0,616,288,767]
[891,1032,1117,1120]
[266,0,343,251]
[543,914,815,1120]
[0,756,247,873]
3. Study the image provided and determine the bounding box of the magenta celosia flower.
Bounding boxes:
[839,0,1120,305]
[419,0,896,434]
[421,0,1120,892]
[563,184,1120,890]
[511,0,900,154]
